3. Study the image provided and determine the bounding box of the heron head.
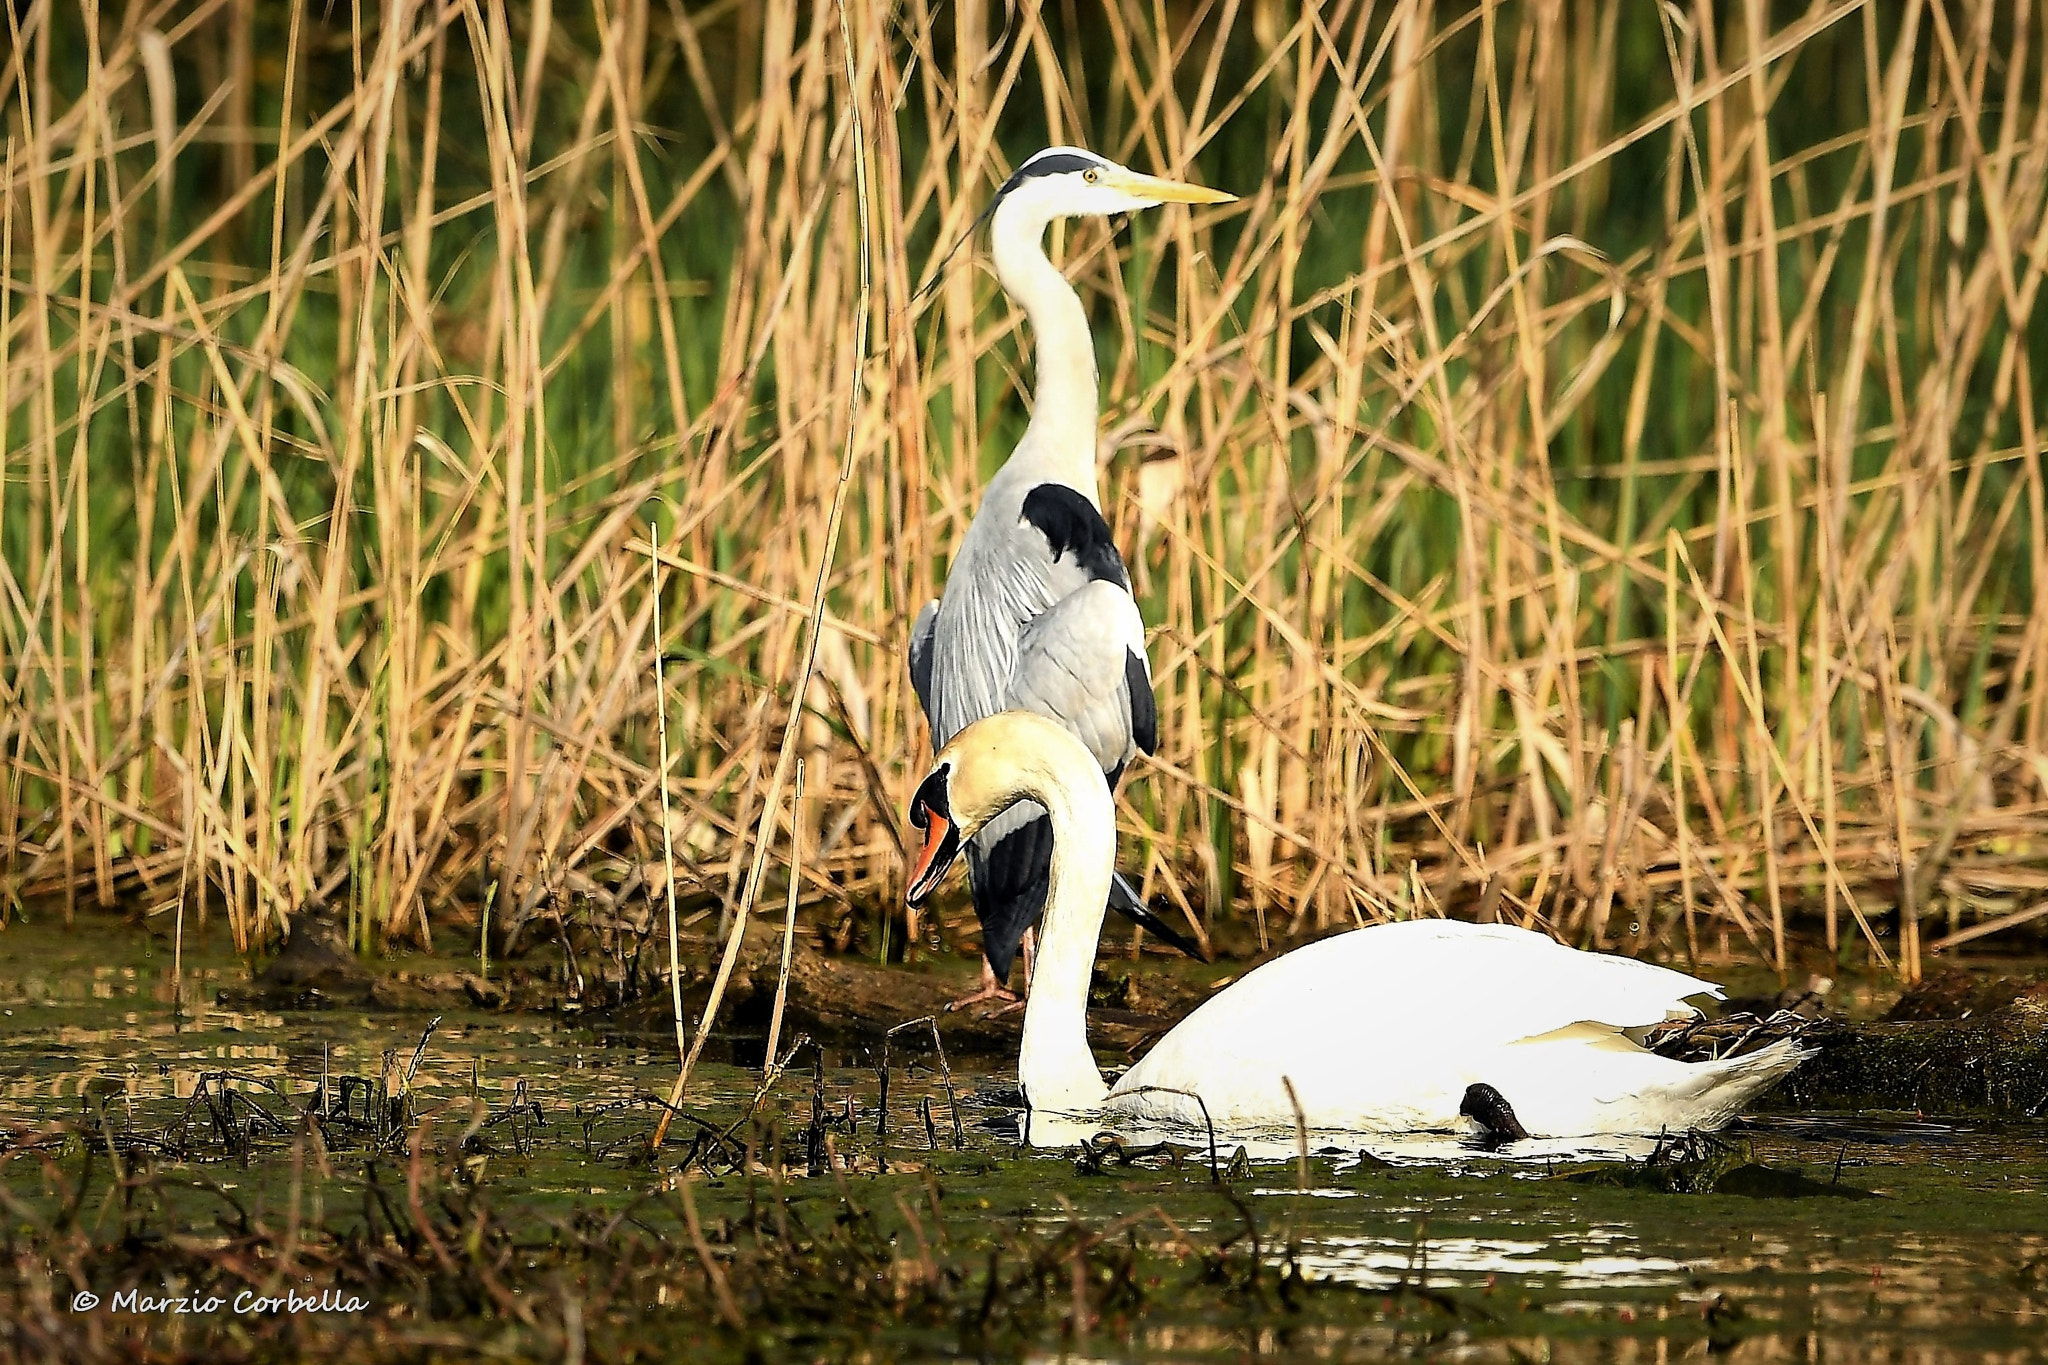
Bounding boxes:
[990,146,1235,225]
[904,712,1090,906]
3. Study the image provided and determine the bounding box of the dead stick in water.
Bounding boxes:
[652,2,873,1147]
[763,759,805,1076]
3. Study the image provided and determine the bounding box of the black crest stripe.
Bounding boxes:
[997,152,1104,198]
[918,154,1109,301]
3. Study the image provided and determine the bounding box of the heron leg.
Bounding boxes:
[968,929,1038,1018]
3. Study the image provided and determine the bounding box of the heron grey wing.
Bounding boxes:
[927,477,1132,745]
[1005,579,1151,778]
[909,599,939,731]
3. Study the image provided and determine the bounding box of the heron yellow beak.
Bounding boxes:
[1102,168,1237,205]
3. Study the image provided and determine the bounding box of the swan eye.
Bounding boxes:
[1082,168,1100,184]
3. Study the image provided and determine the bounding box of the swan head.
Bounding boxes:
[990,147,1235,228]
[904,712,1094,906]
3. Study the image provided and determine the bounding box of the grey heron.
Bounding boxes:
[909,146,1233,1008]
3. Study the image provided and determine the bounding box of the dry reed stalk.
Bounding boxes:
[652,0,873,1146]
[676,1173,743,1329]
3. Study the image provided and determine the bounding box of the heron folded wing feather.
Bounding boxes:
[928,513,1061,743]
[965,801,1053,983]
[929,476,1127,743]
[909,600,940,729]
[1007,580,1151,776]
[1125,647,1156,756]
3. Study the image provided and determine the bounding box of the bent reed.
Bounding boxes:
[2,1,2045,981]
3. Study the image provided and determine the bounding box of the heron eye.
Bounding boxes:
[1082,168,1100,184]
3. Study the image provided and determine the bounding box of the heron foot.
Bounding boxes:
[944,981,1022,1013]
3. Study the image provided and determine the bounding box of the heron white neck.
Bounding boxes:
[990,199,1100,491]
[1014,753,1116,1116]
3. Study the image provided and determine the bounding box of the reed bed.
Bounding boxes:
[3,0,2046,982]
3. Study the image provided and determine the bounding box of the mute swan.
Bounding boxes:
[905,712,1813,1139]
[909,148,1230,1007]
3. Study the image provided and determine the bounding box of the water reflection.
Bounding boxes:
[1291,1231,1687,1290]
[0,1014,717,1124]
[0,946,757,1130]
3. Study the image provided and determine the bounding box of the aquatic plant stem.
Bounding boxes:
[678,1174,743,1328]
[763,759,804,1078]
[478,880,495,982]
[651,519,686,1070]
[171,854,186,1020]
[651,0,873,1148]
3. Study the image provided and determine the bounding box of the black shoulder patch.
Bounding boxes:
[1125,648,1157,756]
[1020,484,1129,587]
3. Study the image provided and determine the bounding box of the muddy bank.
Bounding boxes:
[1783,973,2048,1118]
[620,925,1217,1061]
[222,915,1217,1061]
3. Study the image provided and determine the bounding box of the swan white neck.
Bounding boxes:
[1013,751,1117,1115]
[990,197,1100,492]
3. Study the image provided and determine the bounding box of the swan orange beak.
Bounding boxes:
[906,810,962,906]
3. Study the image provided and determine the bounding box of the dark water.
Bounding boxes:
[4,917,2045,1361]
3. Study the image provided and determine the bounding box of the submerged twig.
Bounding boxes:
[886,1016,964,1149]
[1281,1076,1309,1193]
[1104,1086,1222,1183]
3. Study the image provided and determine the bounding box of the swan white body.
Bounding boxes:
[1113,919,1808,1136]
[906,713,1812,1141]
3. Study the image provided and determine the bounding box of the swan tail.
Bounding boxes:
[1671,1037,1814,1130]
